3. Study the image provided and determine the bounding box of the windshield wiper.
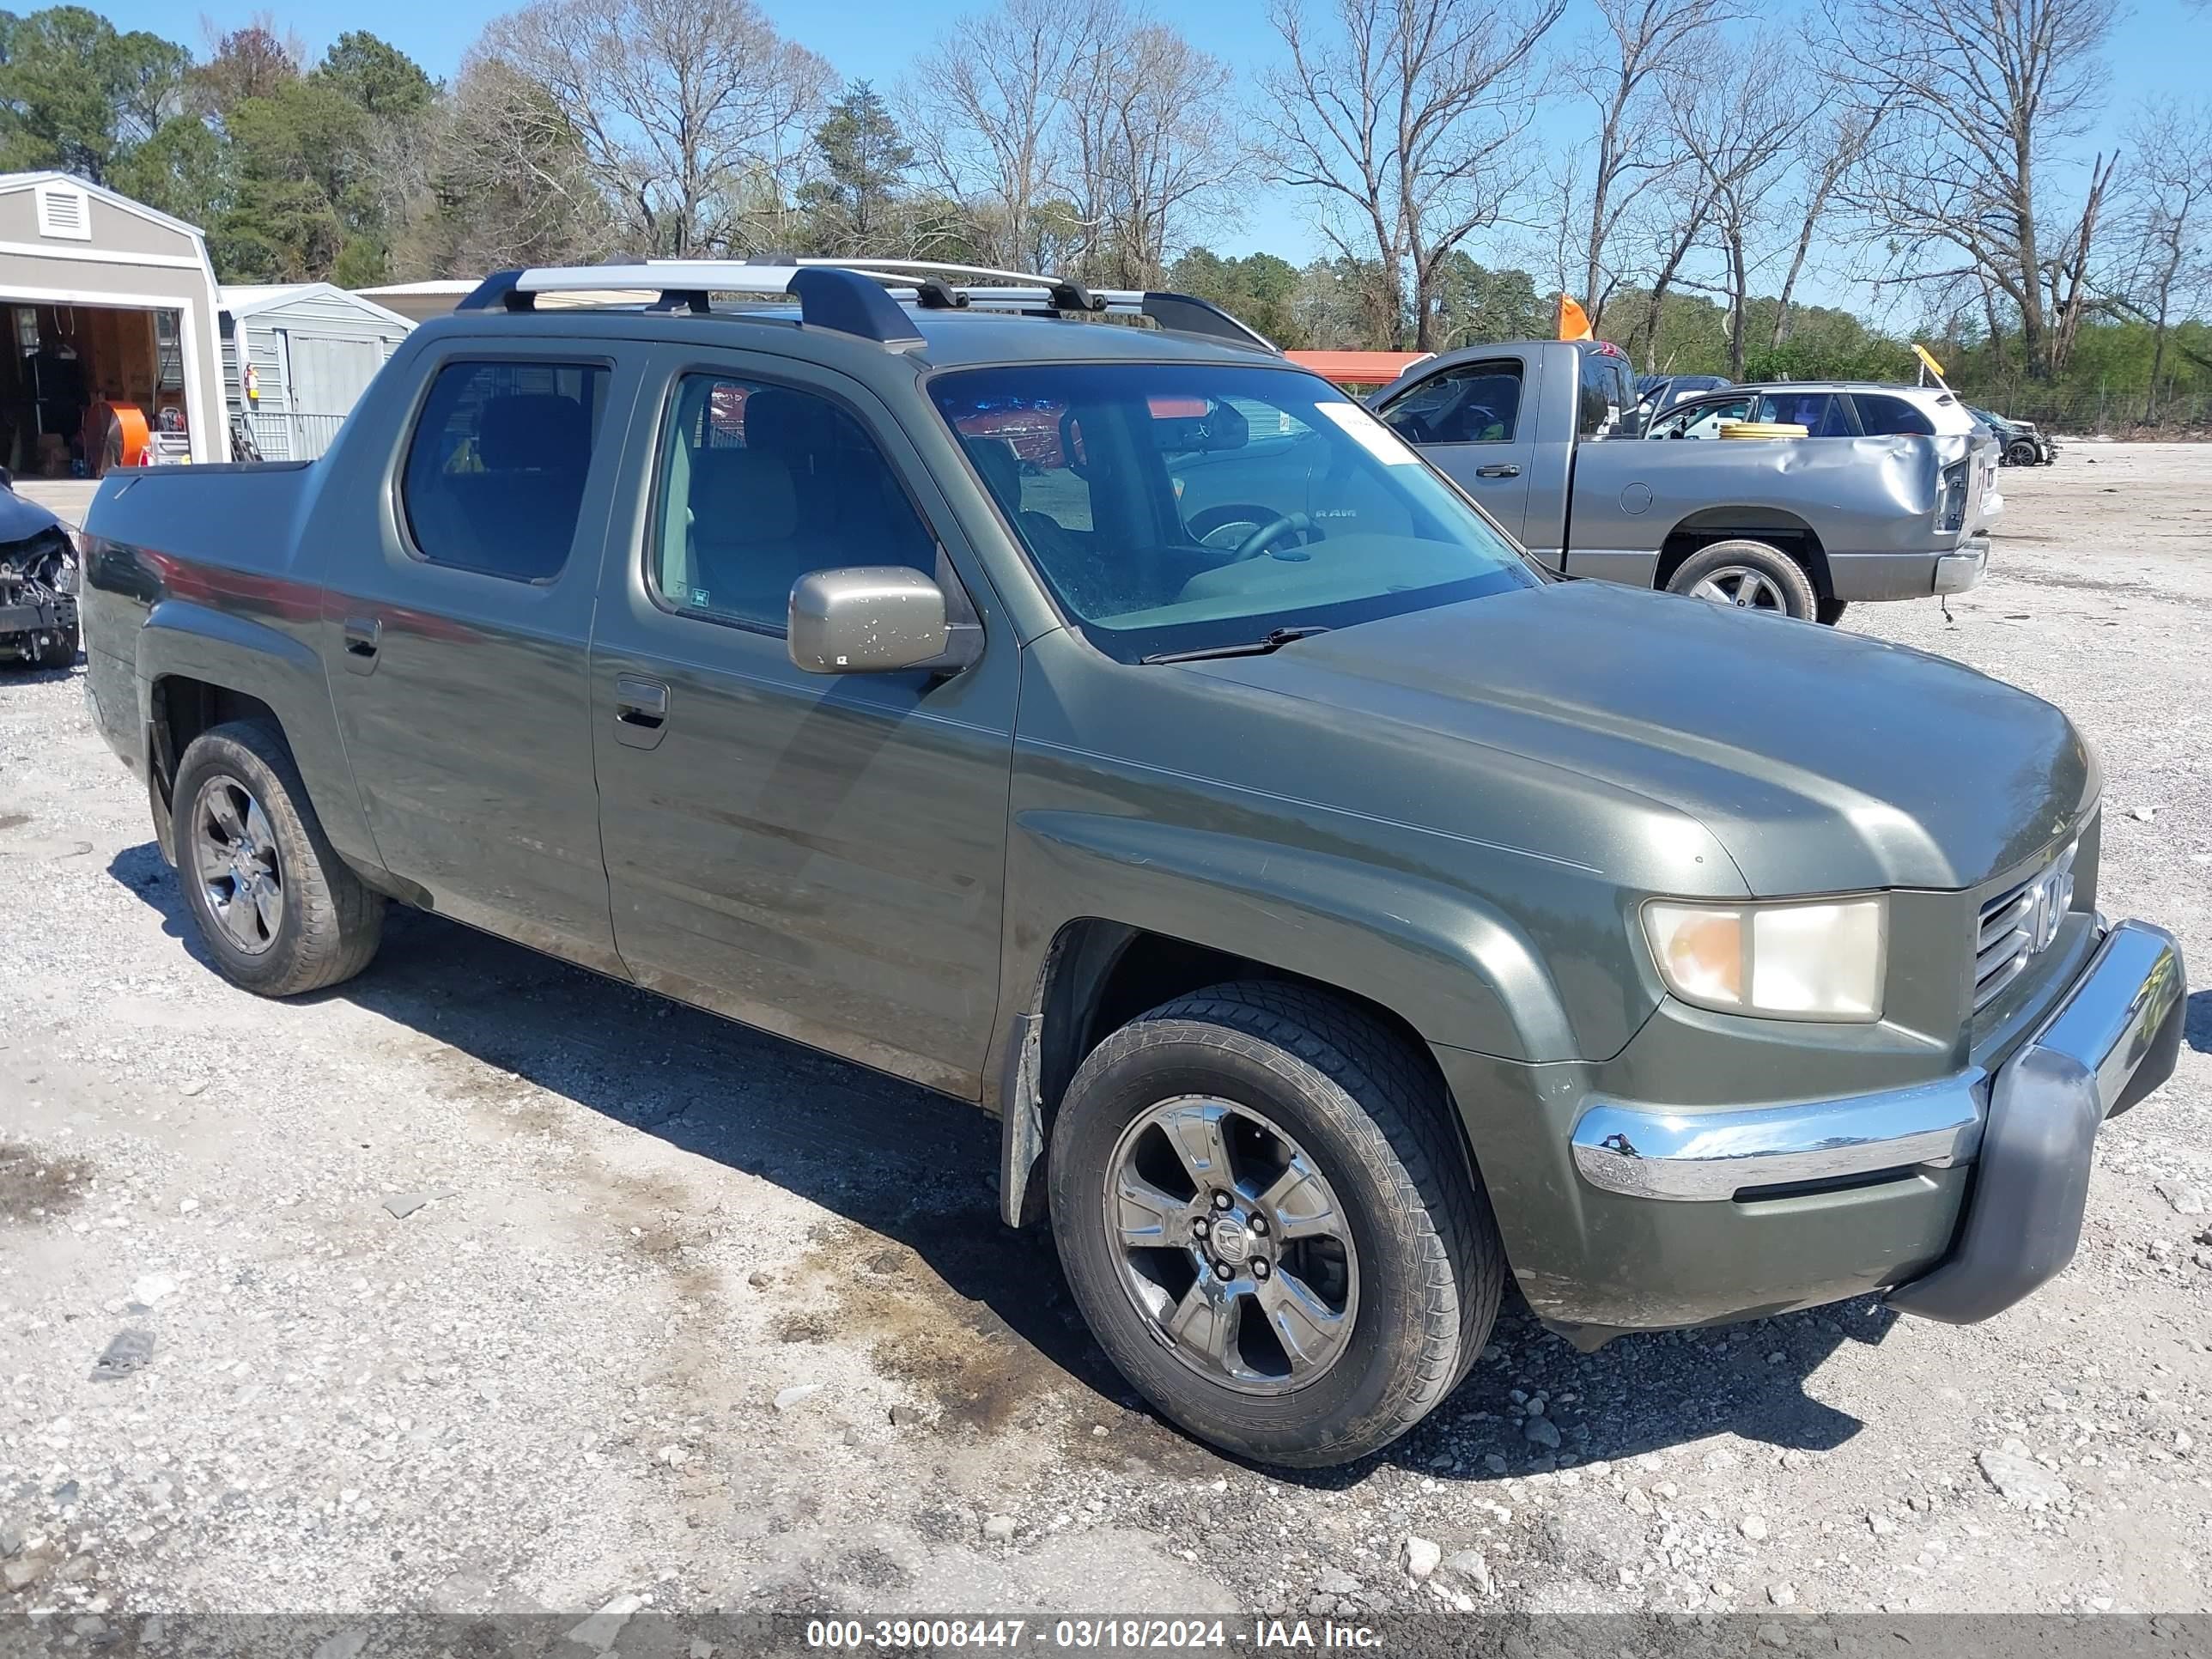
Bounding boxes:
[1141,626,1334,665]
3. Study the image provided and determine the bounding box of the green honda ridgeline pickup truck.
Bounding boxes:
[79,260,2186,1468]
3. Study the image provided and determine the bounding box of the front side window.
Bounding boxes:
[401,360,608,580]
[1378,361,1523,444]
[930,363,1537,664]
[648,373,936,630]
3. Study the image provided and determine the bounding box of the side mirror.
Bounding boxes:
[788,566,979,676]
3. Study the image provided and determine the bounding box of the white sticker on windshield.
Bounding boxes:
[1312,400,1419,465]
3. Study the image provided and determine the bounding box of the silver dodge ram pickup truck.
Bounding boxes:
[1368,342,1997,624]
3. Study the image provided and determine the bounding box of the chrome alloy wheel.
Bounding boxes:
[1688,565,1787,611]
[1103,1096,1358,1395]
[191,773,284,955]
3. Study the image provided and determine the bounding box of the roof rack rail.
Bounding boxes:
[453,258,1279,354]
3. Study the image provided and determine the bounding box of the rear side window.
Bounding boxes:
[1755,391,1852,436]
[1577,349,1632,438]
[401,361,608,581]
[1379,361,1523,444]
[1853,394,1936,437]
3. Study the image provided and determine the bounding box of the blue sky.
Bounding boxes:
[93,0,2209,316]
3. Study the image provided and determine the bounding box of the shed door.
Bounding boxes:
[282,331,384,457]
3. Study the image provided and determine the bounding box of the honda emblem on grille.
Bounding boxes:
[2029,862,2074,954]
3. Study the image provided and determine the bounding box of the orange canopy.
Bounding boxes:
[1285,350,1433,388]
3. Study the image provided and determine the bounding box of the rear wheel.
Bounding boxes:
[172,720,384,996]
[1665,538,1819,623]
[1048,981,1503,1468]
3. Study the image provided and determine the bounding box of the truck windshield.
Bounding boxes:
[929,362,1537,664]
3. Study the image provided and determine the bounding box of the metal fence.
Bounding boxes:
[240,411,350,461]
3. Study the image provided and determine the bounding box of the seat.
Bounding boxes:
[438,392,593,579]
[686,447,818,623]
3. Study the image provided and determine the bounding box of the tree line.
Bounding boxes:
[1,0,2205,426]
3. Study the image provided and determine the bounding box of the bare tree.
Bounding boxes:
[1769,99,1885,349]
[424,51,617,274]
[900,0,1101,271]
[1066,22,1249,285]
[1665,37,1797,374]
[1825,0,2120,378]
[1262,0,1566,349]
[2115,98,2212,420]
[1560,0,1740,330]
[477,0,832,258]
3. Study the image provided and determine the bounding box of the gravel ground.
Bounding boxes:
[3,448,2208,1625]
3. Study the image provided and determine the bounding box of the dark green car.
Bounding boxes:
[78,261,2185,1468]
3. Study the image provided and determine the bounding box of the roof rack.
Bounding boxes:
[453,258,1278,355]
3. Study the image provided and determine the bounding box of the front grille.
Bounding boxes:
[1974,840,2078,1011]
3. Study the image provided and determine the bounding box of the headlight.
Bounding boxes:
[1643,896,1887,1021]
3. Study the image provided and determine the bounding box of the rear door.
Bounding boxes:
[1376,353,1538,544]
[319,340,641,977]
[586,346,1017,1097]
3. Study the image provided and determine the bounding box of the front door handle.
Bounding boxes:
[613,675,670,750]
[341,616,381,674]
[1474,463,1521,478]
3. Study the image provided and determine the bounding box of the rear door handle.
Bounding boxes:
[1474,463,1521,478]
[341,616,381,674]
[613,675,670,750]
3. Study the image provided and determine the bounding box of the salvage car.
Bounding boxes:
[79,259,2185,1468]
[0,467,79,667]
[1372,349,2000,623]
[1632,370,1731,416]
[1969,404,2058,467]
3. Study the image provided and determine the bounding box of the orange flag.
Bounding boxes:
[1557,295,1594,342]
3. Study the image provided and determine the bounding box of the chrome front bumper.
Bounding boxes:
[1571,919,2185,1209]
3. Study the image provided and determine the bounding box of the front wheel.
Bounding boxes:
[1665,538,1819,622]
[1048,981,1503,1468]
[2004,440,2039,467]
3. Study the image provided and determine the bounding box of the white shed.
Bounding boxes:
[220,283,413,460]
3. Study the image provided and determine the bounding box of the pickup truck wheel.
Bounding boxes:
[1665,539,1818,622]
[172,720,384,997]
[1048,981,1502,1468]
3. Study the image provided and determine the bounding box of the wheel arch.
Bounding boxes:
[1654,509,1833,599]
[137,602,381,878]
[992,916,1481,1231]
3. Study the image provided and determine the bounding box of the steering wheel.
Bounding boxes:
[1228,511,1319,562]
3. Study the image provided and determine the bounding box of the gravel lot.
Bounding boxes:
[3,447,2208,1626]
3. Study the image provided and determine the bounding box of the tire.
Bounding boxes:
[1048,981,1504,1468]
[33,620,79,667]
[1664,538,1819,622]
[2004,440,2039,468]
[171,719,384,996]
[1815,598,1850,627]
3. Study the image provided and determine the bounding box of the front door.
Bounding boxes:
[1376,355,1539,544]
[587,350,1017,1097]
[319,345,637,976]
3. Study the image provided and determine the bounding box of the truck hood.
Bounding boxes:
[1188,580,2094,895]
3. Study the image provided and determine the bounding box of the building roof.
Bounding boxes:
[0,169,210,244]
[222,281,413,330]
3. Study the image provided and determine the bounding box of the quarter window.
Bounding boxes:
[400,361,608,581]
[1379,361,1523,444]
[1854,393,1937,436]
[648,374,937,630]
